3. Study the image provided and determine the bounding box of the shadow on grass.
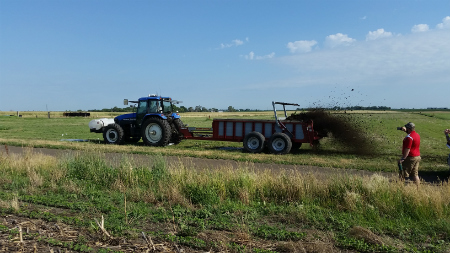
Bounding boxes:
[418,170,450,184]
[88,139,104,144]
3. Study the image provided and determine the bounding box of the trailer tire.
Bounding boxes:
[103,124,125,144]
[243,131,266,153]
[268,132,292,155]
[141,118,172,147]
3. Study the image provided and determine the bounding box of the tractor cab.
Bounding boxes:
[122,95,182,126]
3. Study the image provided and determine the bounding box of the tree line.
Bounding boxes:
[329,105,392,111]
[86,105,392,113]
[87,105,260,113]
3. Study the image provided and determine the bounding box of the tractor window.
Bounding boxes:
[137,100,147,115]
[162,101,172,114]
[148,100,159,113]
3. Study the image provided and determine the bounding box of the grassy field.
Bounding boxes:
[0,110,450,252]
[1,110,449,173]
[0,147,449,252]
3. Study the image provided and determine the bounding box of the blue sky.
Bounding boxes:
[1,0,449,111]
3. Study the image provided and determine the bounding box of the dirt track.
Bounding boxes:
[3,145,395,181]
[4,145,449,183]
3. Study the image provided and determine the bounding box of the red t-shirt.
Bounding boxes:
[403,130,420,157]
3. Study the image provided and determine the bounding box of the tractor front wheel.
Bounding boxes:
[141,118,172,146]
[103,124,125,144]
[243,131,266,153]
[268,133,292,155]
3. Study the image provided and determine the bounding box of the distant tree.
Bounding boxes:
[179,106,188,112]
[227,106,236,112]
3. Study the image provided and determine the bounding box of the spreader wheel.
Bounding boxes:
[243,131,266,153]
[268,132,292,155]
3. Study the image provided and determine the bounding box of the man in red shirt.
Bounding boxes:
[399,122,421,185]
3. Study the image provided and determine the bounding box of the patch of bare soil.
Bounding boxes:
[0,213,366,253]
[0,214,183,252]
[348,226,384,246]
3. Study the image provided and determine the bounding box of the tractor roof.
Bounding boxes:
[138,95,172,101]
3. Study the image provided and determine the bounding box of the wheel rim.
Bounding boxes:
[145,123,163,143]
[106,129,118,142]
[271,138,286,151]
[247,136,261,150]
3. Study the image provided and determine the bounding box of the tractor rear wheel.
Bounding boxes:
[243,131,265,153]
[268,132,292,154]
[103,124,125,144]
[141,118,172,146]
[170,118,185,145]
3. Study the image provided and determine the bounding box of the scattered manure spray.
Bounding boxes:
[287,108,377,155]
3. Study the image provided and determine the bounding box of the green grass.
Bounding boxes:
[1,110,449,252]
[1,110,449,173]
[0,151,449,252]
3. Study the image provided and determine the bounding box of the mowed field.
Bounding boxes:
[1,110,449,173]
[0,110,450,252]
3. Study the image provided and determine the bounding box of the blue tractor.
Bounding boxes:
[91,95,184,147]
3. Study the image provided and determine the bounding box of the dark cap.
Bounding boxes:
[404,122,415,129]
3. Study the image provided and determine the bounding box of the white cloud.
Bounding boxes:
[245,51,254,60]
[233,39,244,46]
[287,40,317,53]
[411,24,429,33]
[256,52,275,60]
[244,51,275,60]
[436,16,450,29]
[366,29,393,41]
[219,38,246,49]
[245,16,450,109]
[277,28,450,91]
[324,33,356,48]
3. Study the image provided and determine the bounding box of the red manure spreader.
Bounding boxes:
[178,102,323,155]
